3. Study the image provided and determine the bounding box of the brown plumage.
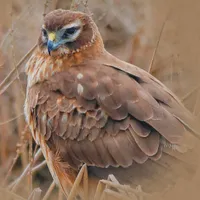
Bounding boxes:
[25,9,200,199]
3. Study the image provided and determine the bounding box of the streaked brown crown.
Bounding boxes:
[44,9,88,31]
[38,9,104,55]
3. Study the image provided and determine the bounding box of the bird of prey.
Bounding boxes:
[24,9,200,200]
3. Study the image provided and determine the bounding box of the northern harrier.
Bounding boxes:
[24,9,200,200]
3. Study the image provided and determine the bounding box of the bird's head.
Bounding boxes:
[38,9,103,56]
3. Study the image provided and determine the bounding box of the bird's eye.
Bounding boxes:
[42,29,47,37]
[63,27,78,38]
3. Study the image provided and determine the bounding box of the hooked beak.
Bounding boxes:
[47,32,56,55]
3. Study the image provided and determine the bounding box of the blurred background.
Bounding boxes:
[0,0,200,199]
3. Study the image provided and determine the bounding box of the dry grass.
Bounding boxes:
[1,0,200,199]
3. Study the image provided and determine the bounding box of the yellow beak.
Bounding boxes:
[48,32,56,41]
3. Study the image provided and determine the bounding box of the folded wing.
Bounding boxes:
[26,62,198,169]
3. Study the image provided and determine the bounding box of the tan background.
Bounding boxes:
[0,0,200,199]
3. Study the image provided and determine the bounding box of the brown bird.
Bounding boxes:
[24,9,200,200]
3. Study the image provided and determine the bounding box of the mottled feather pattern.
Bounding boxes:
[25,62,193,169]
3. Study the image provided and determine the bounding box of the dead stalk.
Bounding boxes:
[28,188,42,200]
[0,187,26,200]
[0,44,37,95]
[0,113,24,126]
[9,148,42,192]
[32,160,47,173]
[181,85,200,102]
[3,153,20,186]
[42,181,56,200]
[147,17,167,73]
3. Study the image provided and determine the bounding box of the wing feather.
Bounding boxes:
[26,61,199,169]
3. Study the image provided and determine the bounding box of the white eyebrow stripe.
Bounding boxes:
[61,19,82,30]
